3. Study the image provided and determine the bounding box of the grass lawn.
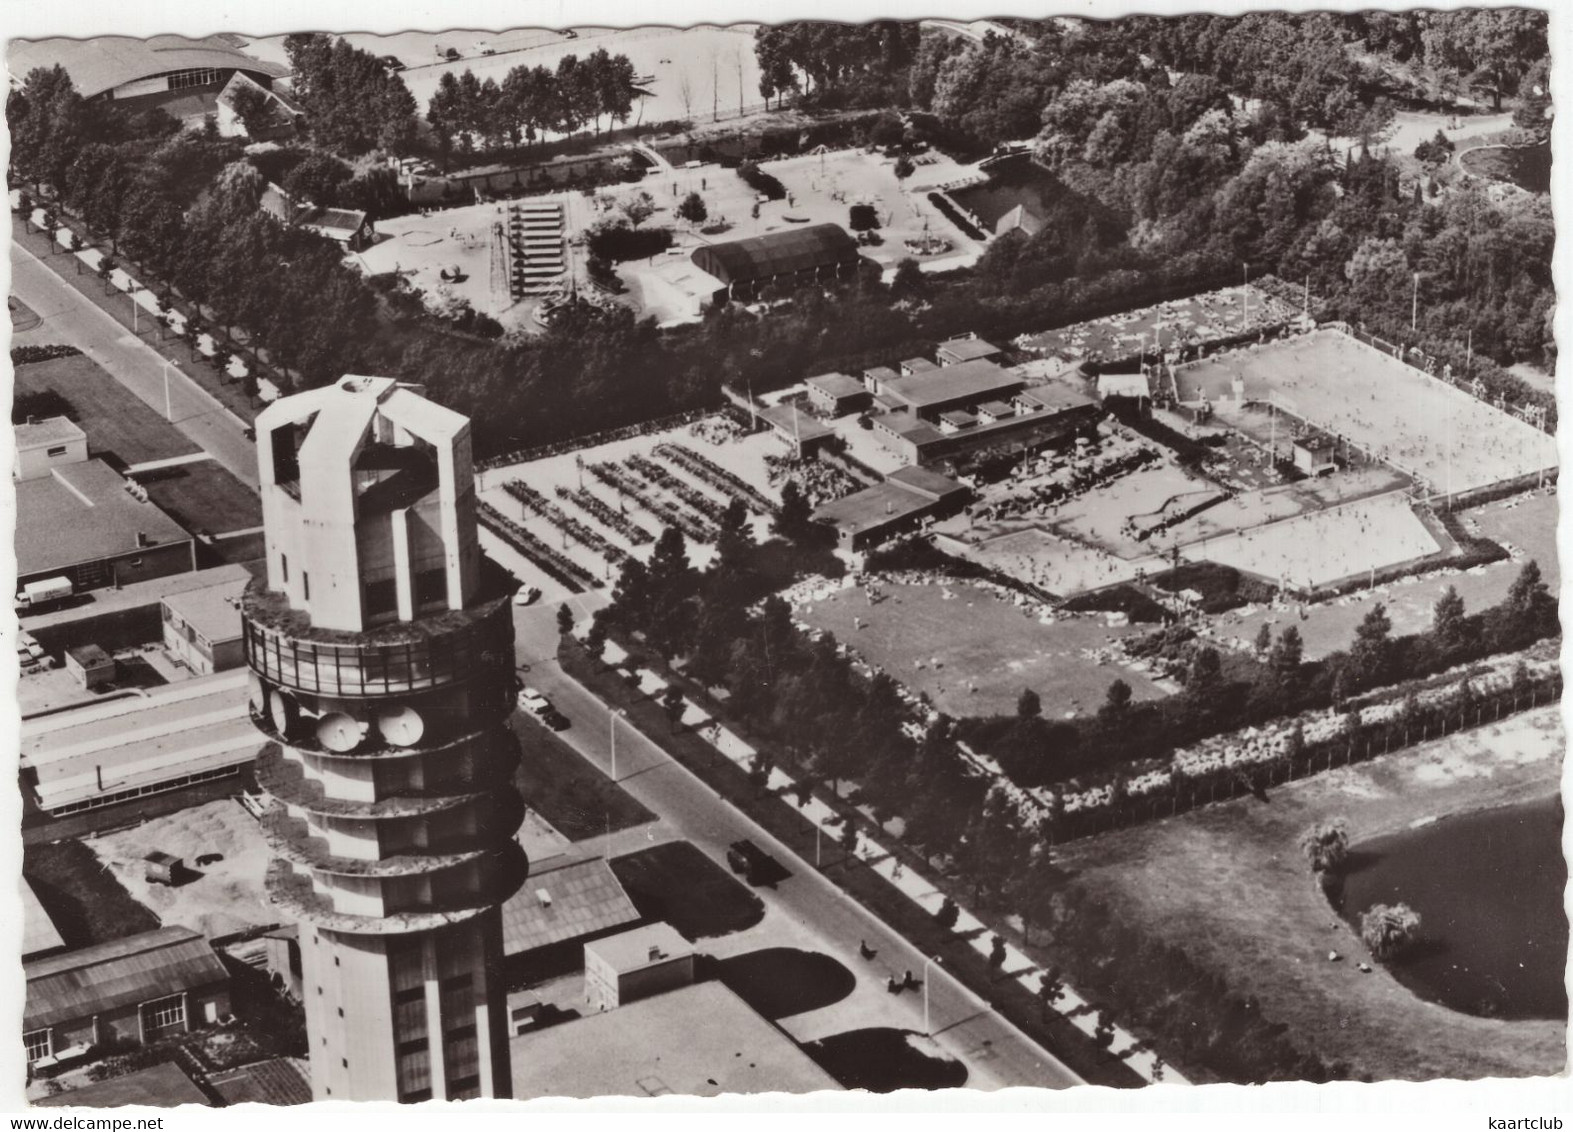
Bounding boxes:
[797,580,1169,720]
[609,840,764,940]
[1470,490,1559,593]
[25,838,162,949]
[143,464,263,536]
[13,354,198,467]
[1052,706,1565,1082]
[512,714,653,840]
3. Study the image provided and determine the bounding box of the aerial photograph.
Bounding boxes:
[6,4,1561,1109]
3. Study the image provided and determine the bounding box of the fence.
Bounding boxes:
[1046,677,1561,843]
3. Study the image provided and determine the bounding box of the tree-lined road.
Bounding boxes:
[511,606,1086,1091]
[10,240,260,491]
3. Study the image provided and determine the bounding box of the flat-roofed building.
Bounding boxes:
[162,574,247,674]
[757,403,835,457]
[510,981,840,1099]
[936,336,1005,366]
[21,669,255,816]
[24,927,231,1069]
[880,359,1024,419]
[811,466,971,552]
[804,372,871,416]
[583,923,695,1013]
[15,417,88,481]
[63,643,115,690]
[16,457,196,594]
[1293,435,1336,476]
[899,357,939,376]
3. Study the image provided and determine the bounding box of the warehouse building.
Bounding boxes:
[811,465,972,553]
[583,923,696,1013]
[24,926,231,1069]
[15,430,196,594]
[690,224,866,303]
[8,35,288,119]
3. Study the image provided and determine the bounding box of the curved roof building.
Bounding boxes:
[8,34,287,105]
[690,223,865,299]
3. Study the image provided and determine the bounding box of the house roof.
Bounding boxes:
[870,412,942,444]
[23,878,66,959]
[8,35,287,100]
[304,208,368,238]
[500,853,640,957]
[209,1058,313,1106]
[216,70,300,118]
[757,404,833,444]
[162,576,247,645]
[584,922,693,975]
[863,365,900,385]
[1022,382,1097,413]
[887,465,967,500]
[65,643,113,667]
[939,410,977,428]
[33,1060,210,1108]
[805,371,865,399]
[1096,371,1150,399]
[25,926,229,1031]
[937,337,1003,364]
[690,224,860,284]
[884,359,1022,411]
[15,417,86,451]
[901,357,939,374]
[16,458,192,577]
[976,399,1015,417]
[812,479,954,535]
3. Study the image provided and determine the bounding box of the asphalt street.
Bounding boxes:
[511,605,1086,1090]
[11,240,260,491]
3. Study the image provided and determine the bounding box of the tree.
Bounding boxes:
[1300,819,1350,874]
[1431,585,1468,652]
[1037,966,1066,1017]
[775,481,813,542]
[677,191,709,228]
[282,153,351,208]
[1360,902,1421,960]
[935,896,960,930]
[1269,625,1304,679]
[1098,678,1133,728]
[1017,688,1042,719]
[585,618,608,665]
[893,155,915,179]
[1348,602,1393,690]
[556,603,574,637]
[661,684,686,732]
[839,814,859,858]
[848,203,880,231]
[1012,846,1061,946]
[227,81,277,138]
[620,190,656,228]
[1253,622,1273,655]
[891,257,924,297]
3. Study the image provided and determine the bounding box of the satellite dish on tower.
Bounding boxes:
[316,712,364,753]
[377,705,425,748]
[268,690,299,737]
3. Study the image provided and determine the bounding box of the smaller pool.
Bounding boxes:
[1331,794,1566,1020]
[1460,142,1551,194]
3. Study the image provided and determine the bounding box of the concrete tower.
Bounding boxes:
[244,376,526,1102]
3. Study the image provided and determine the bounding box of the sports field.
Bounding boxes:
[1176,329,1557,494]
[1180,491,1440,592]
[14,354,199,467]
[795,580,1169,719]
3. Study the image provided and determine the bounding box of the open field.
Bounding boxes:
[1017,283,1301,362]
[511,713,654,840]
[1177,329,1556,494]
[24,838,162,948]
[14,354,199,467]
[143,463,263,537]
[1216,489,1558,661]
[795,580,1169,719]
[1054,706,1565,1082]
[1181,491,1441,592]
[89,799,274,940]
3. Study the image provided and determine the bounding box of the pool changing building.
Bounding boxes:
[246,376,527,1102]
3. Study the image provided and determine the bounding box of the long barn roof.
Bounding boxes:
[25,926,229,1030]
[691,223,860,284]
[9,36,286,99]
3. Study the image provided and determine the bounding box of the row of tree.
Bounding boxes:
[283,34,420,156]
[426,49,640,161]
[962,561,1556,791]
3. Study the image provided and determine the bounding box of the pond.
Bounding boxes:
[804,1027,968,1092]
[1460,142,1551,194]
[1331,795,1566,1020]
[950,154,1062,233]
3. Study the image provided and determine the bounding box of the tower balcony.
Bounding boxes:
[265,845,528,935]
[255,743,513,820]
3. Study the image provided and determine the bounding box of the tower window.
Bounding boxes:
[281,554,289,582]
[414,567,447,608]
[365,577,398,617]
[303,572,311,601]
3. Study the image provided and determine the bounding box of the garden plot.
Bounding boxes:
[795,580,1167,720]
[1176,329,1557,494]
[1180,492,1440,593]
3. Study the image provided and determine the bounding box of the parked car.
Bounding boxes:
[541,708,570,732]
[514,585,542,606]
[518,687,551,716]
[725,839,788,887]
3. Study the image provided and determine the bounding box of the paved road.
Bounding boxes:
[11,240,260,491]
[511,606,1085,1090]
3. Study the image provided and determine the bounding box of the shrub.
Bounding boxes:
[1299,819,1349,874]
[1360,902,1421,960]
[849,203,880,231]
[894,155,915,179]
[586,220,673,262]
[738,159,786,201]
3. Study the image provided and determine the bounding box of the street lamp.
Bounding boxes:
[923,954,941,1036]
[1411,271,1420,331]
[609,707,628,782]
[162,358,180,422]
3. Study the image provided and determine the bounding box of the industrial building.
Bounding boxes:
[8,35,288,118]
[162,573,248,675]
[24,926,231,1069]
[247,375,526,1103]
[811,465,972,552]
[20,669,256,817]
[15,421,196,595]
[690,224,866,303]
[804,371,871,417]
